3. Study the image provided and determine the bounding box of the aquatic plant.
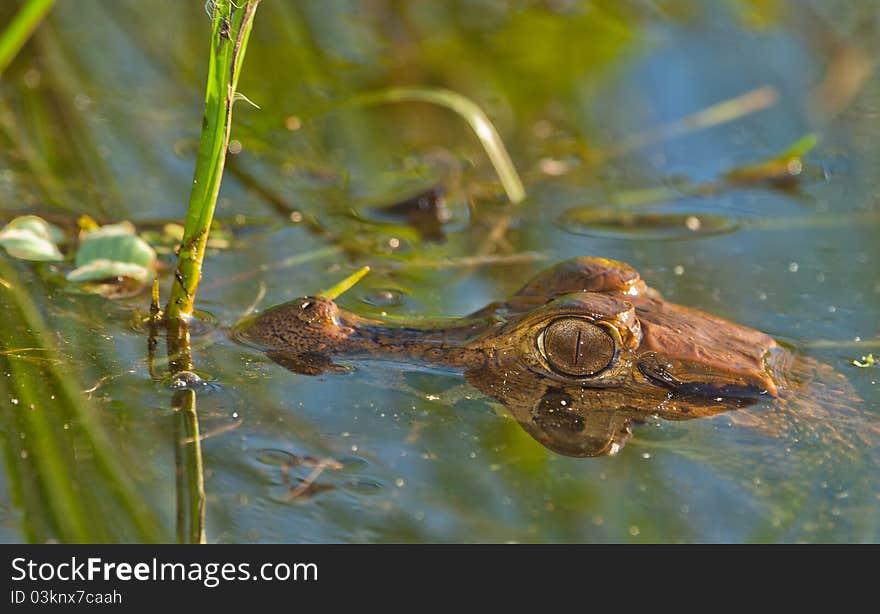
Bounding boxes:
[166,0,261,322]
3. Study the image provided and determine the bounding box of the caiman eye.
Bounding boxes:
[538,317,617,377]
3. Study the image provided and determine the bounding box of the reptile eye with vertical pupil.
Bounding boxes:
[538,317,617,377]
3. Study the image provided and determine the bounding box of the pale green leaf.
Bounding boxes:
[66,259,152,283]
[0,215,64,261]
[67,221,156,283]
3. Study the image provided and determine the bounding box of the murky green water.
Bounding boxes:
[0,1,878,543]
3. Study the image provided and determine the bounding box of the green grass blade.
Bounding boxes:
[349,87,526,204]
[0,0,54,75]
[317,266,371,300]
[166,0,261,320]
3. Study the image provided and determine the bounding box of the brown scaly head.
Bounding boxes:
[458,258,780,456]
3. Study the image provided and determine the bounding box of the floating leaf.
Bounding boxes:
[0,215,64,261]
[66,259,153,283]
[852,354,876,368]
[67,222,156,284]
[724,133,820,187]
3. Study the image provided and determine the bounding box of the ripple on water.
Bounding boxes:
[127,308,219,336]
[361,288,407,307]
[343,479,385,493]
[557,208,740,241]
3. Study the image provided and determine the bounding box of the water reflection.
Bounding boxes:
[360,185,451,242]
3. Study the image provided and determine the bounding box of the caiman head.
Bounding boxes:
[461,258,780,457]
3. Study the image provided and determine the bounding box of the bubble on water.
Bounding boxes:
[170,370,204,390]
[74,93,91,111]
[23,69,41,88]
[285,115,302,131]
[539,157,571,176]
[361,288,406,307]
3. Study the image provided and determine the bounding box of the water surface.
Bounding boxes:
[0,0,878,542]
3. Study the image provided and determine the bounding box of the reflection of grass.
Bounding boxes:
[0,257,163,542]
[600,86,779,161]
[348,87,526,205]
[569,133,824,219]
[166,0,261,321]
[173,388,205,544]
[0,0,54,74]
[165,320,206,544]
[0,97,78,213]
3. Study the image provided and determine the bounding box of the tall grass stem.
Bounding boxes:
[166,0,260,320]
[0,0,54,75]
[349,87,526,204]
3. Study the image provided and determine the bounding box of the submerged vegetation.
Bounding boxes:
[0,1,878,543]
